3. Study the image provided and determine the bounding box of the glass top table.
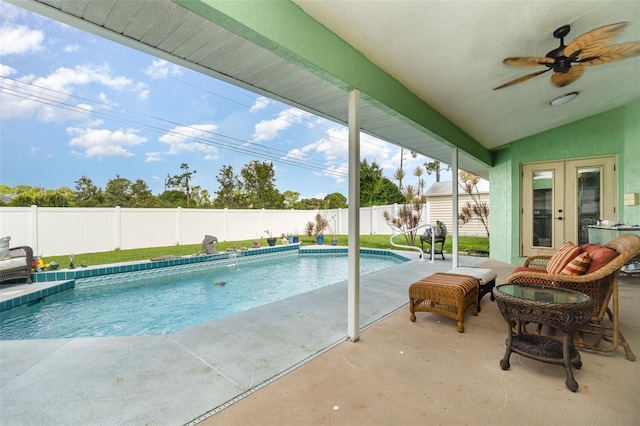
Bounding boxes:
[493,284,594,392]
[497,284,589,304]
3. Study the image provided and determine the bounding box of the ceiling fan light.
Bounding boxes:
[550,92,579,106]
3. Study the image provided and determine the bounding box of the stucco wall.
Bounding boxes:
[490,100,640,265]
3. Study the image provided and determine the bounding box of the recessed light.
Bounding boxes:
[550,92,579,106]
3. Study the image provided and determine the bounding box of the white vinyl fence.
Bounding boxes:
[0,202,488,256]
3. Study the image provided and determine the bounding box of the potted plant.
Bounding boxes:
[264,230,277,247]
[292,230,300,244]
[252,233,261,248]
[305,213,329,245]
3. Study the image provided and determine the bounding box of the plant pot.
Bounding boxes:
[331,239,338,246]
[266,237,277,246]
[287,236,294,244]
[252,241,261,248]
[316,235,324,245]
[292,236,299,243]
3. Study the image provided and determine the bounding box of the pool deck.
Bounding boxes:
[1,252,639,425]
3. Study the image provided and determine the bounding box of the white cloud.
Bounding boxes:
[282,123,396,184]
[319,162,349,184]
[0,63,133,121]
[0,64,17,77]
[67,126,147,158]
[145,152,163,162]
[97,92,118,109]
[144,59,182,80]
[252,107,312,142]
[64,44,80,53]
[41,63,132,90]
[0,24,44,56]
[158,124,220,157]
[250,96,270,112]
[135,82,150,100]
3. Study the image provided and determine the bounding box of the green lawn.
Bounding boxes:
[38,234,489,270]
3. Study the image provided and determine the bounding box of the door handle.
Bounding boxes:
[556,217,563,221]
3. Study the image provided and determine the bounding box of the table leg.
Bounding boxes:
[563,334,579,392]
[500,321,513,370]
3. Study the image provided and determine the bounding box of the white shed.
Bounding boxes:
[425,180,490,237]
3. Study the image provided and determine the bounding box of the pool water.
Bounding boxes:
[0,251,406,339]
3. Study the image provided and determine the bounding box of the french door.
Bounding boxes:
[521,156,616,257]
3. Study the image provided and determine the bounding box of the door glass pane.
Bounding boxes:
[577,167,601,245]
[532,171,553,247]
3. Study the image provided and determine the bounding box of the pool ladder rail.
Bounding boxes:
[388,224,437,263]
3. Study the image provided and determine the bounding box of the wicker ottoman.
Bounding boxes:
[409,272,479,333]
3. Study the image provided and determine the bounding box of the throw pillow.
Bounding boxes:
[0,236,11,260]
[560,252,591,276]
[579,243,618,274]
[546,242,580,274]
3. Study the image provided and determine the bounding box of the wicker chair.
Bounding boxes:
[506,234,640,361]
[0,246,33,285]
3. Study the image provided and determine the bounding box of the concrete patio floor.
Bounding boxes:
[1,255,638,425]
[201,260,640,426]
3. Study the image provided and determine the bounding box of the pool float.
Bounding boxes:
[214,281,226,286]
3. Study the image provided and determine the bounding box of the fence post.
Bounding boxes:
[370,206,376,234]
[176,207,182,245]
[114,206,122,250]
[30,205,38,255]
[223,208,228,241]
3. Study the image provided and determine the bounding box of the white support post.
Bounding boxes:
[348,89,361,342]
[452,148,459,269]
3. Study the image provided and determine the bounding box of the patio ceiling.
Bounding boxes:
[10,1,640,180]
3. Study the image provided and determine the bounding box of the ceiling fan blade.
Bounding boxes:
[493,68,551,90]
[564,22,629,58]
[503,57,555,67]
[577,41,640,65]
[551,66,584,87]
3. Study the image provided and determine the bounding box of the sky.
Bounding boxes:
[0,0,439,201]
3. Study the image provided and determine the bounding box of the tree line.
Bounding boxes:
[0,159,407,210]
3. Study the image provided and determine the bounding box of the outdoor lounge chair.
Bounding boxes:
[505,233,640,361]
[0,245,33,285]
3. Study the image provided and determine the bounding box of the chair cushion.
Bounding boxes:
[0,257,27,271]
[546,242,580,274]
[560,252,591,276]
[580,244,618,274]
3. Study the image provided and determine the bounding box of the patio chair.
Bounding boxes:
[0,245,33,285]
[505,233,640,361]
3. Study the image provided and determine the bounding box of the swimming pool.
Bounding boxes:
[0,250,407,340]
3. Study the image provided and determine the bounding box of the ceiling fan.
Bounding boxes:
[494,22,640,90]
